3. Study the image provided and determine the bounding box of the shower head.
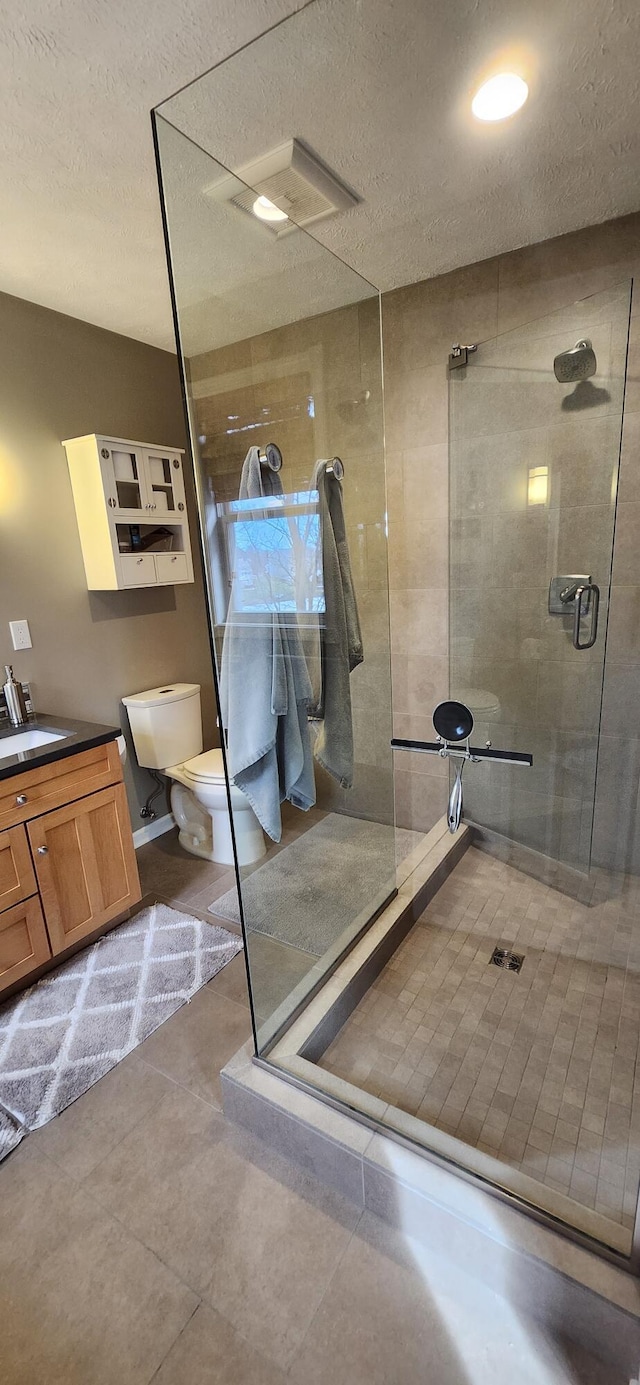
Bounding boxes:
[553,339,596,383]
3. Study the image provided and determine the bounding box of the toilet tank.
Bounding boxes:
[122,683,203,769]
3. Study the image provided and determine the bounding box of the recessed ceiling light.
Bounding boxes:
[252,194,288,223]
[471,73,529,122]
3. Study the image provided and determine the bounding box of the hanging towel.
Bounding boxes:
[310,458,364,789]
[219,447,316,843]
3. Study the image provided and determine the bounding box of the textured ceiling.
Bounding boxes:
[0,0,303,350]
[2,0,639,351]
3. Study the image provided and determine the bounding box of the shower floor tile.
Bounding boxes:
[319,846,640,1231]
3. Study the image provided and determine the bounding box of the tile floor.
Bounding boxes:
[136,808,323,1025]
[0,945,618,1383]
[321,846,640,1233]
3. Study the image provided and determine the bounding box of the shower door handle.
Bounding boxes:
[573,581,600,650]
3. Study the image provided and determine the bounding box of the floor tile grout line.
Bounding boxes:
[283,1204,368,1376]
[147,1297,202,1383]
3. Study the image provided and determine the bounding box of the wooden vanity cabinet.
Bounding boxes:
[28,782,139,954]
[0,740,141,998]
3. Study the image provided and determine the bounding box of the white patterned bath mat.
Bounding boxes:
[0,902,242,1159]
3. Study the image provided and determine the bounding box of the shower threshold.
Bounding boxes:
[248,821,640,1268]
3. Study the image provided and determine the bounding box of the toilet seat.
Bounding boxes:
[182,747,226,783]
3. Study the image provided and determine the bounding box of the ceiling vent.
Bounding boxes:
[205,139,358,237]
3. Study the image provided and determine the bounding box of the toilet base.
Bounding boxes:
[169,778,266,867]
[176,826,219,863]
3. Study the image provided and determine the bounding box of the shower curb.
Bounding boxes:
[222,1042,640,1374]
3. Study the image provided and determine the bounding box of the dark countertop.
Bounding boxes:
[0,715,121,782]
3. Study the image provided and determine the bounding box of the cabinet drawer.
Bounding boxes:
[155,551,190,583]
[29,782,141,954]
[121,553,157,586]
[0,740,122,831]
[0,896,51,995]
[0,825,36,912]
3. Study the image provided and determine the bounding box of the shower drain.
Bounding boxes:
[489,946,524,973]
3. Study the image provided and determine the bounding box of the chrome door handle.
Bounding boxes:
[573,581,600,650]
[37,845,48,855]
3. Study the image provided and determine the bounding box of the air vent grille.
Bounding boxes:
[205,138,358,237]
[231,168,335,230]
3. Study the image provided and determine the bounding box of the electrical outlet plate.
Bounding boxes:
[9,619,32,650]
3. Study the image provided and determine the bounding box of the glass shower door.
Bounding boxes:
[449,283,632,878]
[153,111,397,1056]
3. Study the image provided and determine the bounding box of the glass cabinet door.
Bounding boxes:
[103,444,149,514]
[142,450,186,516]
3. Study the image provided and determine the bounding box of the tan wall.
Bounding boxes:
[0,291,216,824]
[383,210,640,867]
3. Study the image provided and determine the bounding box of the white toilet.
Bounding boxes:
[122,682,266,867]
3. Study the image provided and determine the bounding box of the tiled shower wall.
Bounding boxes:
[383,210,640,874]
[188,297,395,826]
[189,209,640,869]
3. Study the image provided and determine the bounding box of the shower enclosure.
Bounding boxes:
[153,1,639,1273]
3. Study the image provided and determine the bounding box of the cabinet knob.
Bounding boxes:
[178,502,185,511]
[37,845,48,855]
[171,556,177,562]
[137,558,144,564]
[16,794,27,805]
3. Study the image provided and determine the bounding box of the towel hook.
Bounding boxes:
[258,442,282,472]
[326,456,344,480]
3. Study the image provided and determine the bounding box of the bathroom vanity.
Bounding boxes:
[0,718,141,998]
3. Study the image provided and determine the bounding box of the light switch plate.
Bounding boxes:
[9,619,32,650]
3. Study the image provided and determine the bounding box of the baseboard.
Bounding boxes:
[133,812,175,848]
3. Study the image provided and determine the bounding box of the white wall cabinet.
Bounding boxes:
[63,434,195,591]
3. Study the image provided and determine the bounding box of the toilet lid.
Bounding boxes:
[182,747,226,782]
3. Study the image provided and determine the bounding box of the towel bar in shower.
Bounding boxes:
[390,738,533,767]
[392,700,533,834]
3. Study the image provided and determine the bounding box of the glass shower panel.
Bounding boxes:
[153,114,395,1053]
[449,284,632,877]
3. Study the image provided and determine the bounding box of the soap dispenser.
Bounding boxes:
[3,666,28,727]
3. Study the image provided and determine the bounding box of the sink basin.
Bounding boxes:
[0,728,66,756]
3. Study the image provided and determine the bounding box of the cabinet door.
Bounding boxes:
[99,442,150,515]
[0,896,51,995]
[141,449,186,518]
[0,825,36,911]
[28,783,142,954]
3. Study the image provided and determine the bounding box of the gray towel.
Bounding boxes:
[310,459,364,789]
[219,447,316,842]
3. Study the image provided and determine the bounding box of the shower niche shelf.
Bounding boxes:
[63,433,195,590]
